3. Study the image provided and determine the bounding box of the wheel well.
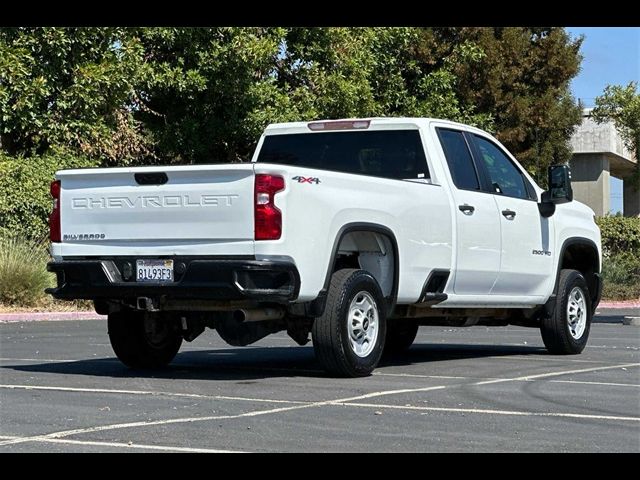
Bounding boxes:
[297,224,400,318]
[560,242,599,300]
[334,231,395,299]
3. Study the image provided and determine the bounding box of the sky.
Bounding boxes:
[566,27,640,214]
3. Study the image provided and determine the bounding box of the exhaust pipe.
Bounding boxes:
[233,307,285,323]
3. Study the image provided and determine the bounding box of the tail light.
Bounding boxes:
[49,180,61,242]
[255,174,285,240]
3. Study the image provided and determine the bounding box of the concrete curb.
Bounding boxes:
[623,317,640,326]
[598,301,640,309]
[0,311,106,323]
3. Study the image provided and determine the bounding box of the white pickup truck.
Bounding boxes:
[47,118,602,377]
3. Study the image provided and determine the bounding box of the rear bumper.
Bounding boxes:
[46,257,300,303]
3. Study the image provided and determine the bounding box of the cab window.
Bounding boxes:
[473,135,531,199]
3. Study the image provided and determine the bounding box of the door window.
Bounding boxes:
[474,135,531,199]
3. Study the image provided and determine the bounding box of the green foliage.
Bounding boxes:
[0,152,98,240]
[596,215,640,256]
[435,27,583,185]
[367,29,494,128]
[126,27,494,164]
[0,27,151,165]
[133,27,292,163]
[592,82,640,155]
[1,27,583,170]
[597,215,640,300]
[592,82,640,188]
[0,234,54,306]
[601,252,640,301]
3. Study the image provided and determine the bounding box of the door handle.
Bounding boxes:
[458,204,475,215]
[502,209,516,220]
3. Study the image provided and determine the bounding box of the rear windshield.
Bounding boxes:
[256,130,429,180]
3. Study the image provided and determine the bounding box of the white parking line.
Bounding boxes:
[0,357,81,363]
[0,435,242,453]
[0,385,447,447]
[0,356,326,375]
[375,372,474,380]
[334,402,640,423]
[588,345,640,350]
[0,384,310,405]
[1,362,637,448]
[550,380,640,388]
[486,355,613,364]
[4,373,637,406]
[474,363,640,385]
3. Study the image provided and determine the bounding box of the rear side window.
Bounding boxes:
[256,130,429,180]
[436,128,480,190]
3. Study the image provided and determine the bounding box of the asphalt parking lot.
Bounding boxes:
[1,308,638,452]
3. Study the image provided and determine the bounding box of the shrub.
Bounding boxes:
[0,152,98,240]
[595,216,640,300]
[0,235,54,306]
[596,215,640,256]
[601,251,640,301]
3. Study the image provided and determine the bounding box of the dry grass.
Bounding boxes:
[0,235,55,307]
[0,234,95,311]
[0,299,93,313]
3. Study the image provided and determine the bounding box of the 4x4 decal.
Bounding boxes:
[292,176,321,184]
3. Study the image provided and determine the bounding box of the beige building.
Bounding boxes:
[569,109,638,217]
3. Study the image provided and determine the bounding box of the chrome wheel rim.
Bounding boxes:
[567,286,587,340]
[348,291,379,358]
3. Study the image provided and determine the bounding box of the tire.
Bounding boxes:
[384,320,419,355]
[312,269,387,377]
[541,269,592,355]
[108,311,183,368]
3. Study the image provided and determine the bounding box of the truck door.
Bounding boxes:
[436,128,502,295]
[469,134,555,296]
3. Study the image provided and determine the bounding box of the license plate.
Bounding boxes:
[136,259,174,282]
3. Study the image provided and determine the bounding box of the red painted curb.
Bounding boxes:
[597,301,640,309]
[0,311,106,323]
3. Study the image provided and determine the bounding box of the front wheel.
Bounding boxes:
[312,269,387,377]
[540,269,592,354]
[108,311,183,368]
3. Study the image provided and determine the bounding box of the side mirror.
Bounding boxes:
[538,164,573,217]
[548,164,573,204]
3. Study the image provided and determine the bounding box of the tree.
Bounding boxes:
[591,82,640,187]
[1,27,584,172]
[129,27,289,163]
[366,28,493,127]
[0,27,150,164]
[133,27,494,164]
[424,27,583,184]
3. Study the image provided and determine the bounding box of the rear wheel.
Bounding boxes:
[108,311,182,368]
[540,269,592,354]
[312,269,387,377]
[384,320,419,355]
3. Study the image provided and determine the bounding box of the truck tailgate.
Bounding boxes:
[55,164,255,256]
